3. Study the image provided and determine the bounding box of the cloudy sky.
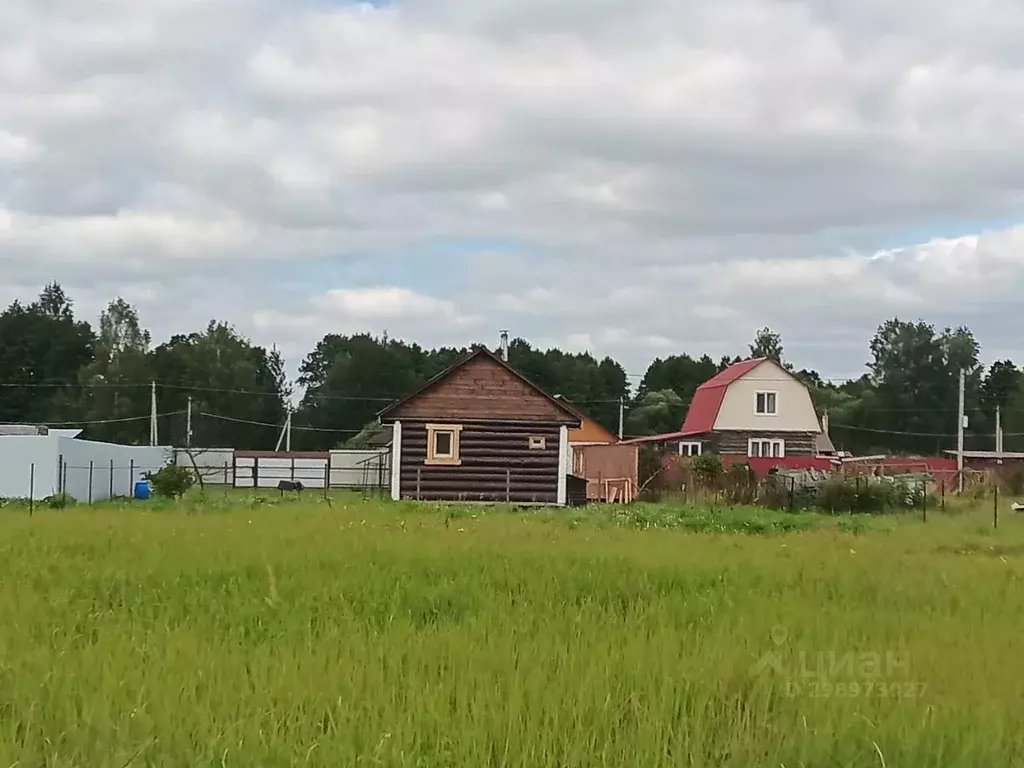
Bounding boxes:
[3,0,1024,383]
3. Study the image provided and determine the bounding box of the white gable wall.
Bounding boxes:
[713,360,820,432]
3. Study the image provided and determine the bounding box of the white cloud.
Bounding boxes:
[0,130,39,162]
[312,287,461,321]
[3,0,1024,380]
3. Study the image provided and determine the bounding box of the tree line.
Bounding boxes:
[1,284,1020,456]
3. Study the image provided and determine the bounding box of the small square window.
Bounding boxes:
[755,391,778,415]
[426,424,462,465]
[679,442,703,457]
[528,436,546,450]
[434,431,453,457]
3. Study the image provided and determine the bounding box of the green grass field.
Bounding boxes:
[2,496,1024,766]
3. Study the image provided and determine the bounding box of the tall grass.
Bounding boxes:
[1,499,1023,766]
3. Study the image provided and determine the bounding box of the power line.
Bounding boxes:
[199,411,366,434]
[0,379,629,405]
[829,424,955,438]
[41,410,188,427]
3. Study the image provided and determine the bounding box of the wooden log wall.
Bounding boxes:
[400,420,563,503]
[710,430,817,457]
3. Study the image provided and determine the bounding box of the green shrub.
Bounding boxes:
[723,462,758,505]
[145,465,195,499]
[691,453,724,488]
[761,473,922,515]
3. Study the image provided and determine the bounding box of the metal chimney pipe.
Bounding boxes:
[499,330,509,362]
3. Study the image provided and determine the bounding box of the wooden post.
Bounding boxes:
[921,480,927,523]
[941,479,946,512]
[323,463,329,500]
[994,483,999,530]
[789,477,795,513]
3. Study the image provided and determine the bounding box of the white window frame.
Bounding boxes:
[678,441,703,457]
[755,391,778,416]
[425,424,463,466]
[748,438,785,459]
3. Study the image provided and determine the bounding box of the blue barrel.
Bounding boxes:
[133,481,151,500]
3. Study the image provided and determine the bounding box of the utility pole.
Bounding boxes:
[956,368,965,493]
[150,381,158,447]
[186,396,193,449]
[285,410,292,453]
[618,396,624,440]
[275,411,288,453]
[996,404,1003,464]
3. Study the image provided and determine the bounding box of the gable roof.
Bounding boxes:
[377,346,581,424]
[554,395,618,442]
[814,418,836,454]
[680,357,768,436]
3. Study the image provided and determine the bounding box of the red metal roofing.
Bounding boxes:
[679,358,766,436]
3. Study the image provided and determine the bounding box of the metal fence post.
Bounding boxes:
[29,463,35,516]
[224,461,230,497]
[416,467,422,501]
[88,461,94,504]
[324,463,329,501]
[789,477,795,513]
[941,479,946,512]
[921,480,927,523]
[506,468,511,503]
[109,459,115,500]
[129,459,135,497]
[62,462,68,505]
[994,483,999,530]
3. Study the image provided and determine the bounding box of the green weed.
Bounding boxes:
[0,499,1022,766]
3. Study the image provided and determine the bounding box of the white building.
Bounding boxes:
[0,426,171,501]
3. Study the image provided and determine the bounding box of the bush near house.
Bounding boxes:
[144,464,196,499]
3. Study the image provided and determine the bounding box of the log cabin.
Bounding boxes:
[377,347,586,505]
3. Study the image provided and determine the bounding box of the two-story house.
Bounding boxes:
[676,357,830,459]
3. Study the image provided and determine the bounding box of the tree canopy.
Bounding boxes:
[1,283,1018,456]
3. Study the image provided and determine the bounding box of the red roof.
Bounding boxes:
[680,358,766,436]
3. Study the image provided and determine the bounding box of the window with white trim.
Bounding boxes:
[678,442,703,457]
[426,424,463,465]
[755,391,778,415]
[748,438,785,458]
